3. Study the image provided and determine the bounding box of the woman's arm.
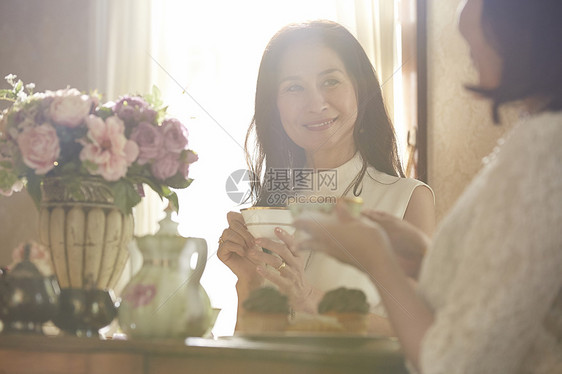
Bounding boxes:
[255,230,402,337]
[295,203,434,370]
[363,232,433,371]
[217,211,265,330]
[363,185,435,336]
[374,184,434,279]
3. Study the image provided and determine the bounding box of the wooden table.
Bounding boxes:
[0,333,408,374]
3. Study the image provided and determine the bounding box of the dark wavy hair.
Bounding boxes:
[245,20,404,206]
[467,0,562,122]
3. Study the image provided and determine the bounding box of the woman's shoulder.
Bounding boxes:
[523,109,562,126]
[506,110,562,152]
[365,166,433,194]
[360,166,434,216]
[494,111,562,181]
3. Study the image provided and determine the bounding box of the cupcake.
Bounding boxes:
[318,287,370,334]
[238,287,290,333]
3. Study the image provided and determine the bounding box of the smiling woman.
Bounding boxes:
[216,20,435,337]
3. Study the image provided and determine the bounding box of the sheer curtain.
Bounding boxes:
[91,0,165,240]
[90,0,166,298]
[98,0,409,336]
[342,0,418,176]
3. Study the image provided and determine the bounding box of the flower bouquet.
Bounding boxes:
[0,74,198,214]
[0,74,198,291]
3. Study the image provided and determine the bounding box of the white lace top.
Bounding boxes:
[417,111,562,373]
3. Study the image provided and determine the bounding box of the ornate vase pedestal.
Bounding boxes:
[39,177,134,291]
[51,288,118,338]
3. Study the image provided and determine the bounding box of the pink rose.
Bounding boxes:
[178,163,190,179]
[113,96,151,123]
[130,122,164,164]
[17,123,60,174]
[178,150,199,178]
[186,149,199,164]
[123,139,139,164]
[151,152,180,181]
[161,118,188,153]
[79,115,139,181]
[49,88,93,128]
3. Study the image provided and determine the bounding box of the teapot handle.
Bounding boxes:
[183,238,208,283]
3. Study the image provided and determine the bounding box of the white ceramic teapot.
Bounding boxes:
[118,209,212,339]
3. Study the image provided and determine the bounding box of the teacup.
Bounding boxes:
[240,207,295,241]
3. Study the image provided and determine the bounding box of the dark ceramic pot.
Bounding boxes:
[0,256,60,334]
[52,288,118,338]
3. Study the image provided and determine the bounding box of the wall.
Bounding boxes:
[0,0,91,266]
[0,0,519,262]
[426,0,516,222]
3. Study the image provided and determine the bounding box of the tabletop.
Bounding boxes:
[0,333,409,374]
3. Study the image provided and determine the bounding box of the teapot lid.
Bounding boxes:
[156,204,181,237]
[9,244,43,279]
[135,203,188,255]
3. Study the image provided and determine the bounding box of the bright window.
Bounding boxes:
[101,0,419,337]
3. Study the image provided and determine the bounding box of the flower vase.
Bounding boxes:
[118,210,212,339]
[39,177,134,290]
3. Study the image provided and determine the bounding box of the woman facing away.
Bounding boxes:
[296,0,562,372]
[217,20,435,335]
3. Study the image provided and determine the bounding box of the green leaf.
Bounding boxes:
[155,106,168,124]
[144,85,170,123]
[59,160,82,175]
[26,173,42,209]
[165,173,193,189]
[157,185,179,211]
[167,191,179,212]
[139,178,165,198]
[145,85,164,108]
[80,160,98,172]
[0,89,16,102]
[110,180,141,214]
[14,80,23,93]
[0,168,19,191]
[126,163,147,176]
[161,185,172,197]
[96,105,114,119]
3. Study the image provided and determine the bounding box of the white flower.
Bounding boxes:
[4,74,16,85]
[16,90,27,102]
[49,88,93,128]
